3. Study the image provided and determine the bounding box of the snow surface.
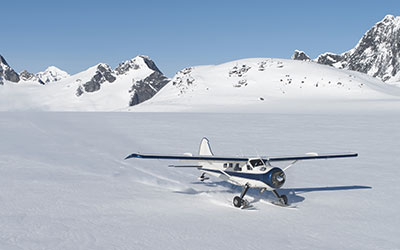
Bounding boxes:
[0,112,399,250]
[132,58,400,113]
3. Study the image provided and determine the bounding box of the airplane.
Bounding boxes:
[125,138,358,208]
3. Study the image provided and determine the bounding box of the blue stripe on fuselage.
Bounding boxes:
[203,168,272,185]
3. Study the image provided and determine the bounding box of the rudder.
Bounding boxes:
[199,137,214,156]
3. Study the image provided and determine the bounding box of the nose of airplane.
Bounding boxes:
[266,167,286,189]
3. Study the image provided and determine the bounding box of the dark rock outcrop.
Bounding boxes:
[292,50,311,61]
[0,55,8,65]
[129,71,169,106]
[115,56,162,76]
[141,56,162,74]
[0,55,20,83]
[315,53,345,66]
[19,70,35,81]
[81,64,116,93]
[76,86,84,97]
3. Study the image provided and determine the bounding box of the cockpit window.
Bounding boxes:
[249,159,264,167]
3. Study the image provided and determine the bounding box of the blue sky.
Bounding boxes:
[2,0,399,77]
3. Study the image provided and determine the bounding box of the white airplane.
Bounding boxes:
[125,138,358,208]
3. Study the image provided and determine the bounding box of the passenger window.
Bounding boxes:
[228,163,233,168]
[247,164,252,171]
[234,163,242,171]
[223,163,228,168]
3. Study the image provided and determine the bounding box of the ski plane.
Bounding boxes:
[125,138,358,208]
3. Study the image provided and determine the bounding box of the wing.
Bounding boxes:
[265,152,358,162]
[125,153,248,162]
[125,152,357,162]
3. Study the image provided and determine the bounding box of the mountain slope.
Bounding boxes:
[294,15,400,83]
[0,55,19,84]
[132,58,400,112]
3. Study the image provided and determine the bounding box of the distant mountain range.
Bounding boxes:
[0,55,169,109]
[293,14,400,83]
[1,15,400,111]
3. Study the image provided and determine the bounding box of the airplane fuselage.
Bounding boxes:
[200,160,286,190]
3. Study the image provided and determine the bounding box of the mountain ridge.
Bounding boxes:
[293,15,400,83]
[0,55,170,110]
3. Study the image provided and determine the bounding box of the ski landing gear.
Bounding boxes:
[198,172,209,182]
[272,190,288,206]
[233,184,251,208]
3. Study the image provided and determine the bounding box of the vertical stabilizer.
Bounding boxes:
[199,137,214,156]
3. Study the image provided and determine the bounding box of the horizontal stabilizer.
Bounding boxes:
[168,165,203,168]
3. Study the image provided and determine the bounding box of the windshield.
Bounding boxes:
[249,159,264,167]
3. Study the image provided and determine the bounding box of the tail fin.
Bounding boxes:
[199,137,214,156]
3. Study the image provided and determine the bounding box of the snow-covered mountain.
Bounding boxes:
[36,66,70,84]
[294,15,400,83]
[0,55,19,84]
[3,14,400,113]
[133,57,400,112]
[114,56,169,105]
[19,70,40,82]
[0,55,170,111]
[19,66,69,85]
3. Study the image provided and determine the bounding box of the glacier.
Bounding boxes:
[0,112,399,250]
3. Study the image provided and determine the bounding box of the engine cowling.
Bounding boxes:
[265,167,286,189]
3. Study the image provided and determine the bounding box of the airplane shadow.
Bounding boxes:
[175,181,372,206]
[275,185,372,205]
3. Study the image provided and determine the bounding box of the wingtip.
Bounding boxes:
[124,153,140,160]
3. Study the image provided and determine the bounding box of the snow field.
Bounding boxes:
[134,58,400,112]
[0,112,399,249]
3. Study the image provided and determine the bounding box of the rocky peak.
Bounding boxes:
[0,54,20,83]
[140,56,162,74]
[36,66,70,84]
[20,70,36,81]
[343,14,400,81]
[295,15,400,82]
[77,63,116,96]
[115,55,162,75]
[315,53,344,66]
[292,50,311,61]
[0,55,10,66]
